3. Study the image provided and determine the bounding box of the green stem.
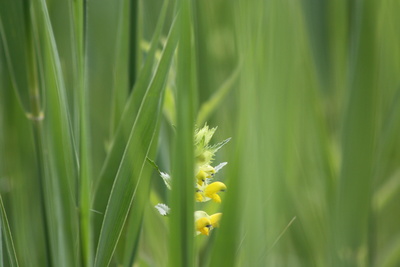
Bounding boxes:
[25,2,52,265]
[72,0,92,266]
[128,0,139,91]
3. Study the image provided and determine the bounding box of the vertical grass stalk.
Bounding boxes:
[25,3,52,264]
[169,1,197,266]
[334,1,377,266]
[72,0,93,266]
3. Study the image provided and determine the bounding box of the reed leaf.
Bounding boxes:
[93,9,178,266]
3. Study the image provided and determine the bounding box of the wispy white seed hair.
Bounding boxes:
[160,172,172,190]
[155,203,170,216]
[214,162,228,173]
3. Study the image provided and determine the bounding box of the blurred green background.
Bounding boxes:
[1,0,400,266]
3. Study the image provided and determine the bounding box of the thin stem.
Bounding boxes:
[25,2,52,265]
[128,0,139,91]
[72,0,92,266]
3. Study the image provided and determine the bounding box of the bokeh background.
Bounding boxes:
[1,0,400,266]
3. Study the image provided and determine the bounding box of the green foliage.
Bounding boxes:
[1,0,400,267]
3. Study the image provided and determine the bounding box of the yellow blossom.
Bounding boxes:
[154,124,230,237]
[195,211,222,236]
[210,213,222,228]
[196,217,212,236]
[204,182,227,203]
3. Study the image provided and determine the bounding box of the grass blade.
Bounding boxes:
[108,0,131,138]
[122,127,160,267]
[0,196,19,267]
[92,0,171,213]
[0,208,2,267]
[334,1,377,265]
[73,0,93,265]
[30,0,80,265]
[91,0,172,250]
[0,0,31,113]
[196,64,240,126]
[93,12,178,267]
[168,1,197,266]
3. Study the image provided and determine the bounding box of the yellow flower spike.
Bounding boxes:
[196,150,213,165]
[201,165,215,177]
[196,217,212,236]
[195,191,204,202]
[204,181,227,203]
[194,124,216,147]
[196,165,216,185]
[205,182,227,195]
[200,227,210,236]
[196,170,207,185]
[210,213,222,228]
[210,194,221,203]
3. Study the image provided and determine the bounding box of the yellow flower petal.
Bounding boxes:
[210,213,222,228]
[196,170,207,185]
[210,194,221,203]
[200,227,210,236]
[195,191,204,202]
[204,182,226,196]
[196,217,212,236]
[201,165,215,176]
[204,182,226,203]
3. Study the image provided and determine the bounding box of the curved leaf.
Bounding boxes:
[93,13,179,267]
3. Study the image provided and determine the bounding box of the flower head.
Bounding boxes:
[196,180,227,203]
[194,124,231,166]
[154,123,230,236]
[195,211,222,236]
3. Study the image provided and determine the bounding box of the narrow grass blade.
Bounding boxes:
[374,88,400,188]
[373,169,400,211]
[334,1,377,265]
[122,127,161,267]
[168,1,197,266]
[376,234,400,267]
[300,0,331,91]
[109,0,130,138]
[0,0,31,113]
[1,36,49,266]
[92,0,171,213]
[128,0,140,89]
[0,195,19,267]
[0,210,2,267]
[74,0,93,265]
[208,151,241,267]
[196,64,240,126]
[91,0,172,251]
[120,162,153,267]
[30,0,80,265]
[93,12,178,267]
